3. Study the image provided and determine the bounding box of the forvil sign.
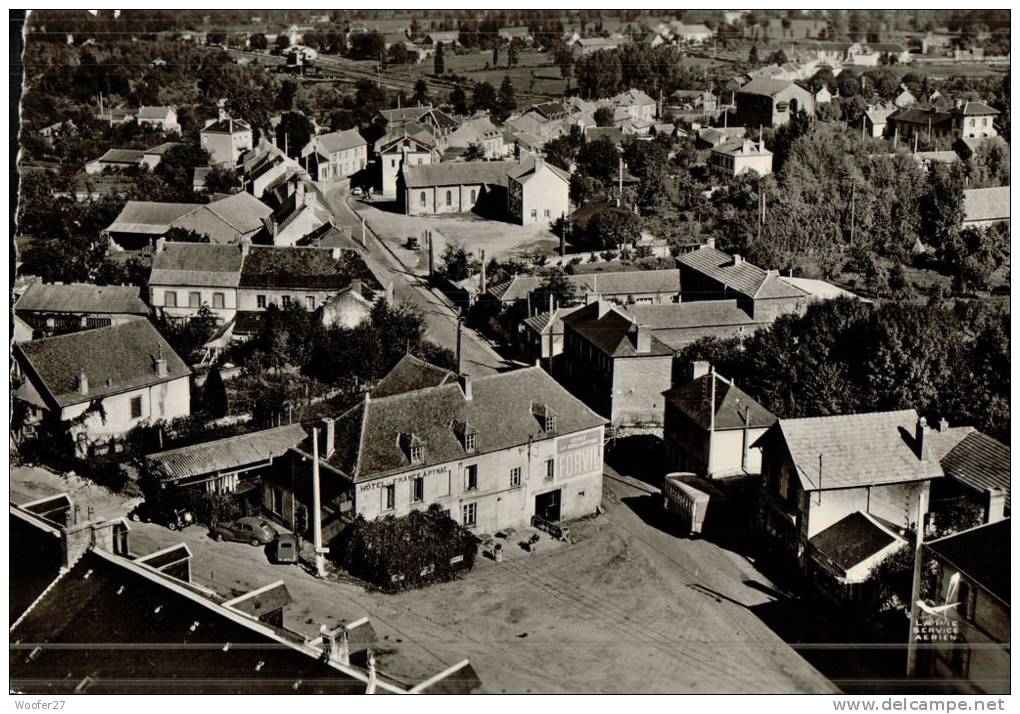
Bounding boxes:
[557,430,601,480]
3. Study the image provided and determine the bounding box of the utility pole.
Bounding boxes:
[706,366,717,477]
[849,176,856,246]
[905,493,927,677]
[617,156,623,208]
[311,427,326,578]
[455,310,463,373]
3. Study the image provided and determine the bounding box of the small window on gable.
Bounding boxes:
[532,402,556,432]
[452,419,477,453]
[400,433,425,464]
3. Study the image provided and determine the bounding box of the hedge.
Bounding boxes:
[333,505,477,591]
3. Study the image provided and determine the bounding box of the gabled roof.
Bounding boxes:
[624,300,764,333]
[678,246,806,300]
[105,201,200,235]
[712,138,771,157]
[508,157,570,184]
[737,77,799,97]
[373,353,456,398]
[238,246,381,291]
[889,107,954,127]
[663,372,776,432]
[14,320,190,409]
[809,511,904,573]
[954,100,999,116]
[328,366,606,481]
[761,410,944,492]
[15,283,148,316]
[94,148,145,164]
[309,128,366,155]
[963,186,1010,223]
[522,305,583,335]
[400,159,521,189]
[146,424,308,484]
[201,117,252,134]
[926,519,1010,605]
[143,141,184,157]
[612,88,656,106]
[204,192,274,235]
[929,427,1010,511]
[137,105,175,120]
[149,242,245,288]
[487,269,681,303]
[374,122,437,152]
[564,302,673,358]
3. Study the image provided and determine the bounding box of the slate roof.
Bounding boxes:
[137,105,175,120]
[926,519,1010,605]
[760,410,944,492]
[225,581,294,618]
[201,117,252,134]
[9,550,371,694]
[678,246,807,300]
[310,129,366,155]
[929,427,1011,511]
[713,138,771,157]
[205,192,274,235]
[564,303,673,358]
[508,158,570,184]
[105,201,200,235]
[149,242,245,288]
[624,301,764,332]
[522,305,583,335]
[143,141,184,157]
[373,354,455,398]
[14,320,190,409]
[809,511,903,573]
[889,107,954,127]
[94,148,144,164]
[955,101,999,116]
[375,122,437,152]
[736,77,797,97]
[15,283,148,316]
[327,366,606,481]
[239,246,380,290]
[778,277,863,301]
[400,159,523,189]
[663,372,776,431]
[488,269,681,303]
[963,187,1010,223]
[146,425,308,484]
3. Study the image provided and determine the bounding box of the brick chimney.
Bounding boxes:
[76,369,89,395]
[692,361,711,380]
[155,236,166,253]
[984,487,1006,524]
[936,417,949,432]
[635,324,651,353]
[319,418,335,459]
[240,239,251,258]
[731,253,743,266]
[458,374,472,400]
[915,416,928,460]
[154,345,168,378]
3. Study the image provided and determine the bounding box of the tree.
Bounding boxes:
[464,143,486,161]
[438,242,472,281]
[587,207,641,248]
[508,39,520,68]
[387,42,410,65]
[577,137,620,186]
[748,43,759,64]
[965,136,1010,188]
[766,49,789,65]
[535,267,580,308]
[544,129,582,171]
[920,163,965,257]
[203,166,241,195]
[575,49,622,99]
[164,227,209,243]
[413,78,429,107]
[274,112,313,160]
[492,46,500,66]
[349,32,385,62]
[278,79,298,111]
[554,44,574,89]
[497,76,517,117]
[275,34,291,52]
[593,106,615,127]
[449,85,468,115]
[472,81,498,113]
[250,33,268,51]
[433,41,446,75]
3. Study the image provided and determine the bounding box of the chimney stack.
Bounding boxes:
[635,324,651,353]
[984,487,1006,524]
[936,417,949,433]
[319,418,335,458]
[240,239,251,258]
[295,178,305,207]
[731,253,742,266]
[704,236,716,249]
[692,361,711,380]
[479,250,486,294]
[154,345,168,378]
[458,373,472,401]
[915,416,927,460]
[76,369,89,395]
[155,236,166,253]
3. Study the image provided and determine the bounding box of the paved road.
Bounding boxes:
[321,189,508,377]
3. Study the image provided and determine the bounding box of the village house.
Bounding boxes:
[662,362,776,479]
[677,244,809,321]
[95,106,136,125]
[259,174,334,246]
[135,105,181,134]
[446,116,506,159]
[609,88,658,123]
[103,193,272,249]
[864,105,897,138]
[888,101,1000,143]
[85,142,183,174]
[13,320,191,457]
[262,365,606,536]
[520,303,583,367]
[148,240,246,322]
[621,300,769,351]
[423,30,459,46]
[374,124,440,198]
[15,282,149,338]
[920,519,1010,694]
[145,424,307,496]
[709,138,773,177]
[560,300,674,425]
[668,89,718,115]
[696,126,746,149]
[201,115,254,166]
[507,157,571,225]
[571,35,628,56]
[498,26,531,43]
[300,129,368,182]
[735,77,816,127]
[755,410,943,592]
[928,420,1010,526]
[375,104,458,145]
[962,186,1010,228]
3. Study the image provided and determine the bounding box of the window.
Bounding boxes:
[510,467,522,489]
[130,396,143,419]
[384,484,395,510]
[188,292,201,308]
[545,459,555,482]
[410,444,424,464]
[462,502,477,526]
[544,415,556,432]
[530,209,538,219]
[464,432,476,452]
[271,486,284,515]
[465,465,478,491]
[306,296,315,310]
[282,295,291,307]
[544,209,551,218]
[165,291,178,308]
[446,190,452,207]
[411,476,424,503]
[969,118,976,127]
[212,292,225,309]
[257,294,267,309]
[420,191,427,207]
[470,189,477,203]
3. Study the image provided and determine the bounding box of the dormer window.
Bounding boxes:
[532,402,557,433]
[410,444,424,464]
[464,432,476,452]
[451,419,477,453]
[399,433,425,464]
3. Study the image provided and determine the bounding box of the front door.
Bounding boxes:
[535,489,561,522]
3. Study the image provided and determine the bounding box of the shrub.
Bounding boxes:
[85,459,130,493]
[333,505,477,591]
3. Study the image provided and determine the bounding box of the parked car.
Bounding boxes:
[405,235,420,250]
[352,186,363,196]
[129,502,194,531]
[269,533,300,564]
[210,516,277,546]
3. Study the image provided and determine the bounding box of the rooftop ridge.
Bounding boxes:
[147,424,305,459]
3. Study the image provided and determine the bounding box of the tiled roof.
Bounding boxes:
[311,129,366,155]
[737,77,796,97]
[328,366,606,481]
[95,148,145,164]
[487,269,681,303]
[522,305,583,335]
[373,353,456,398]
[565,303,673,358]
[15,320,190,408]
[400,159,522,189]
[201,117,252,134]
[963,187,1010,223]
[16,282,148,316]
[205,192,273,235]
[146,424,307,484]
[865,106,896,124]
[374,122,437,152]
[926,519,1010,604]
[762,410,944,491]
[137,105,174,120]
[929,428,1010,511]
[890,107,954,127]
[663,372,776,431]
[149,242,245,288]
[143,141,184,157]
[105,201,200,235]
[955,101,999,116]
[778,277,863,301]
[712,138,771,157]
[239,246,380,290]
[678,246,806,300]
[509,158,570,184]
[624,301,763,331]
[809,511,903,573]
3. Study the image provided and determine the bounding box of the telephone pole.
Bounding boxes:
[849,176,856,246]
[311,427,326,578]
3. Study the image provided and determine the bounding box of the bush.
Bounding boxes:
[333,505,477,591]
[85,459,130,493]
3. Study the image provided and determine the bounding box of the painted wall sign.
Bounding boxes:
[557,430,601,480]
